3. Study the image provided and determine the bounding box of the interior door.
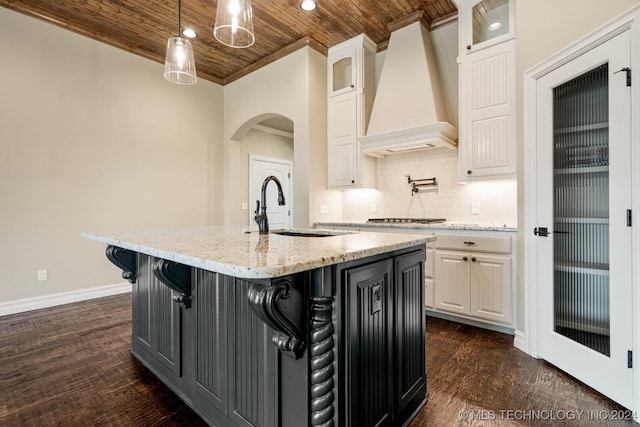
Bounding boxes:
[535,31,633,409]
[249,156,292,231]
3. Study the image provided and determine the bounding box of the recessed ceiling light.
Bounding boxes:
[300,0,317,11]
[488,22,502,31]
[182,28,197,38]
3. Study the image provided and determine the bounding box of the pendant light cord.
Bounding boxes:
[177,0,182,36]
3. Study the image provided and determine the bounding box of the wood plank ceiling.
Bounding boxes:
[0,0,458,85]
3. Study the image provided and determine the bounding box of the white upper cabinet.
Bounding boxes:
[327,35,376,189]
[456,0,516,180]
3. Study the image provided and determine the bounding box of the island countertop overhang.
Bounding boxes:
[82,225,436,279]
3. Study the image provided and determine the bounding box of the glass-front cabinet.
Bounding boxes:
[455,0,516,180]
[331,56,354,94]
[327,35,376,188]
[457,0,515,52]
[328,43,360,97]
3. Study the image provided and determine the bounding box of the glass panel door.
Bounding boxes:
[535,29,632,410]
[552,64,610,356]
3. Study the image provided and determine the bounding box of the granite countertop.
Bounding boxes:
[82,226,435,279]
[314,221,517,233]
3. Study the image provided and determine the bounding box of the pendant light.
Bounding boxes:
[164,0,197,85]
[214,0,255,48]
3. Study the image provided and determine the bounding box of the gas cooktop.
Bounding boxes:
[367,218,446,224]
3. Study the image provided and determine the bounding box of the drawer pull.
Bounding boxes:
[471,257,476,262]
[462,256,468,262]
[463,241,476,245]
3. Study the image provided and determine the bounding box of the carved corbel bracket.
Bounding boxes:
[152,259,192,308]
[247,277,306,359]
[105,245,137,283]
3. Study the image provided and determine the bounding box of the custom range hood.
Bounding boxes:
[360,20,457,156]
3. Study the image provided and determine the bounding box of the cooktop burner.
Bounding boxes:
[367,218,446,224]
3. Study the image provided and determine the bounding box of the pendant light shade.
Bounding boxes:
[214,0,255,48]
[164,36,197,84]
[164,0,197,85]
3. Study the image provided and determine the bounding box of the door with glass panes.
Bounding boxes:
[535,31,633,409]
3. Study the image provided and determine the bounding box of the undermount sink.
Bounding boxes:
[271,229,355,237]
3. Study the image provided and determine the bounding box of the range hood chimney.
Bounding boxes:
[360,20,457,156]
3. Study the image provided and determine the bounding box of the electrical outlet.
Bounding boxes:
[319,204,329,214]
[472,202,480,214]
[371,203,378,214]
[241,202,248,210]
[37,269,48,282]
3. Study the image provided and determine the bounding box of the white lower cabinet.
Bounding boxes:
[435,250,511,324]
[424,242,435,309]
[434,233,514,326]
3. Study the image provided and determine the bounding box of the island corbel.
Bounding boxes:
[105,245,137,283]
[247,275,307,359]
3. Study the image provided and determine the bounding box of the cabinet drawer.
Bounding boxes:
[435,234,511,254]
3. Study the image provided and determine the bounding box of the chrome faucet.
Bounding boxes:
[254,175,286,234]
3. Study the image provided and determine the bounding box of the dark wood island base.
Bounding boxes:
[106,244,427,427]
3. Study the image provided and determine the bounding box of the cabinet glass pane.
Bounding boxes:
[552,64,610,356]
[472,0,509,45]
[332,57,353,92]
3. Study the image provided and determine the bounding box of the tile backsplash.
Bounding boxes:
[342,148,517,226]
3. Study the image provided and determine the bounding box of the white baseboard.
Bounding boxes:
[513,329,527,353]
[0,282,131,317]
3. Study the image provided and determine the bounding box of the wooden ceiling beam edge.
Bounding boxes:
[222,36,327,85]
[430,12,458,30]
[386,10,432,33]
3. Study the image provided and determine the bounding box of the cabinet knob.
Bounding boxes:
[462,256,468,262]
[467,170,473,175]
[471,257,477,262]
[350,84,355,88]
[466,45,471,50]
[351,180,355,184]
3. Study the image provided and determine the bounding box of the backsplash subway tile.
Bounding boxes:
[342,148,517,226]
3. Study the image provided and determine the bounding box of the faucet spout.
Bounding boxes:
[255,175,286,235]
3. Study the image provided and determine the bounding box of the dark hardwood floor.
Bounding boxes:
[0,294,635,426]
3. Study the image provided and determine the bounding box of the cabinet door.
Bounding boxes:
[153,273,182,377]
[425,246,435,309]
[469,253,512,324]
[461,40,516,179]
[328,92,358,187]
[345,259,394,427]
[328,44,358,96]
[394,251,426,417]
[131,255,182,378]
[189,270,228,415]
[434,250,470,315]
[132,254,153,354]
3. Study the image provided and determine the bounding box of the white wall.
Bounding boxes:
[0,8,224,303]
[223,48,342,228]
[342,148,517,225]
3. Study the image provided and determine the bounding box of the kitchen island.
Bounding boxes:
[83,226,435,427]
